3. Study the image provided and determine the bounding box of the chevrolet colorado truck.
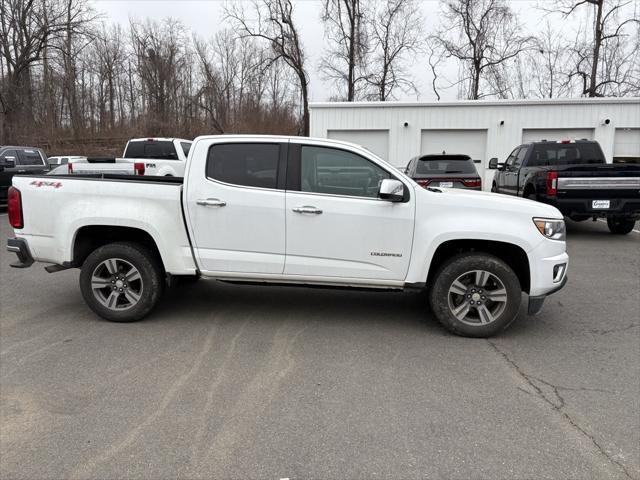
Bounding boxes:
[489,140,640,234]
[6,135,569,337]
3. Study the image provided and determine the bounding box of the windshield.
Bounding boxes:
[416,157,476,174]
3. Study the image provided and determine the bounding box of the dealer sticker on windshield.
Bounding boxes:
[592,200,610,209]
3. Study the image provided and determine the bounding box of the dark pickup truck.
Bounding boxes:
[489,140,640,234]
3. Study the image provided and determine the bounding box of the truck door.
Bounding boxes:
[503,147,525,195]
[16,148,48,175]
[184,141,287,274]
[283,142,414,281]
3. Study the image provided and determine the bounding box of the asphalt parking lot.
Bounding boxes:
[1,215,638,480]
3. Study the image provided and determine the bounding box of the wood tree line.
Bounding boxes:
[0,0,638,148]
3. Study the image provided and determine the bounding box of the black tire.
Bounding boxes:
[525,191,536,201]
[79,242,164,322]
[491,182,497,193]
[607,217,636,235]
[428,253,522,337]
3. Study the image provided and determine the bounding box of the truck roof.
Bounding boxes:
[128,138,192,143]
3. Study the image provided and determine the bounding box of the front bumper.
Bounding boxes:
[7,238,34,268]
[528,275,567,315]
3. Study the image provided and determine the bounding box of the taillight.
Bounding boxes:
[134,162,145,175]
[462,178,482,188]
[546,171,558,196]
[68,163,73,173]
[8,187,23,229]
[416,180,430,188]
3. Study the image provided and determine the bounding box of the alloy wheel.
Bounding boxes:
[90,258,143,311]
[447,270,508,326]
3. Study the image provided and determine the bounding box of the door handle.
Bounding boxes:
[292,206,323,215]
[196,198,226,207]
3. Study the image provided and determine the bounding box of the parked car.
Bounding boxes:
[6,135,568,338]
[121,137,192,176]
[0,146,49,206]
[489,140,640,234]
[47,155,86,166]
[404,154,482,190]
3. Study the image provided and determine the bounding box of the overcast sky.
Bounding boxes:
[90,0,630,102]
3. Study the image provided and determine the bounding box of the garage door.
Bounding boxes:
[614,128,640,162]
[327,129,389,162]
[522,128,594,143]
[421,129,487,166]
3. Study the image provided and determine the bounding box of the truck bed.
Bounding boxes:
[10,174,195,275]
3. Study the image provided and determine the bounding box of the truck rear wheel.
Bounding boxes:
[428,253,522,337]
[607,217,636,235]
[79,242,164,322]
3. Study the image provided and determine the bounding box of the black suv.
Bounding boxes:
[0,146,49,206]
[489,140,640,234]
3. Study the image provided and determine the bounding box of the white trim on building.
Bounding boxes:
[309,97,640,190]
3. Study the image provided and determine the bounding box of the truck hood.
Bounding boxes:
[419,186,563,219]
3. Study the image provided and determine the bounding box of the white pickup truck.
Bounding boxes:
[6,135,569,337]
[52,138,192,177]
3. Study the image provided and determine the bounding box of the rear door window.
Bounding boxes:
[181,142,192,158]
[124,141,179,160]
[17,149,45,166]
[415,157,476,175]
[533,143,606,166]
[206,143,280,189]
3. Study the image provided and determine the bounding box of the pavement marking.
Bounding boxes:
[596,218,640,234]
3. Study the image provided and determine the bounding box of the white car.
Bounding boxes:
[6,135,568,337]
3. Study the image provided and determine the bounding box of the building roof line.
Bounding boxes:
[309,97,640,109]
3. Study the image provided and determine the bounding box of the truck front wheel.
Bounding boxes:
[79,242,164,322]
[607,217,636,235]
[429,253,522,337]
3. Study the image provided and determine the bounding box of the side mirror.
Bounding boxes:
[379,178,405,202]
[1,156,16,168]
[488,158,498,169]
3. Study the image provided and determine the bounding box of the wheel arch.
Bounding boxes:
[522,182,536,198]
[72,225,164,273]
[426,239,530,293]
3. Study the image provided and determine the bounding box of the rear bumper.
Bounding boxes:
[541,195,640,219]
[7,237,34,268]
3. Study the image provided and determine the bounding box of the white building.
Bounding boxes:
[309,97,640,190]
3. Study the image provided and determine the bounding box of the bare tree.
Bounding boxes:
[129,18,187,134]
[227,0,310,135]
[320,0,370,101]
[365,0,422,100]
[431,0,533,100]
[550,0,639,96]
[0,0,74,141]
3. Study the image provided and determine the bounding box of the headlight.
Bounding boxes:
[533,218,566,241]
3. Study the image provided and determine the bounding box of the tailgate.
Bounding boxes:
[557,164,640,199]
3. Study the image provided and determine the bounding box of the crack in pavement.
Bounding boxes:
[589,324,640,336]
[487,340,636,480]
